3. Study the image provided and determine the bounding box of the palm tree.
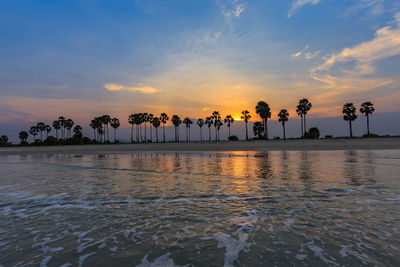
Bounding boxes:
[36,122,45,141]
[278,109,289,140]
[205,117,213,142]
[110,118,120,143]
[152,117,161,143]
[360,101,375,136]
[253,122,264,139]
[224,115,234,139]
[73,125,83,139]
[128,114,135,143]
[29,126,39,143]
[255,101,271,139]
[90,119,97,141]
[65,119,74,139]
[297,99,312,137]
[102,115,111,142]
[343,103,357,138]
[216,120,223,141]
[19,131,28,144]
[160,113,169,143]
[147,114,154,142]
[171,115,182,142]
[212,111,221,141]
[58,116,66,139]
[197,118,204,141]
[241,110,251,141]
[183,118,193,142]
[296,105,303,137]
[52,120,61,140]
[142,112,149,142]
[0,135,8,146]
[45,125,51,139]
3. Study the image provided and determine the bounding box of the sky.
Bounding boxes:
[0,0,400,141]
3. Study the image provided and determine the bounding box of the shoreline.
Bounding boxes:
[1,138,400,155]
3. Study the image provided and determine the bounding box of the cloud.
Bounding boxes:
[104,83,158,94]
[217,0,246,18]
[288,0,321,18]
[305,51,320,60]
[344,0,385,17]
[313,13,400,76]
[291,44,319,59]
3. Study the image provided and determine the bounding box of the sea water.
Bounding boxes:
[0,150,400,266]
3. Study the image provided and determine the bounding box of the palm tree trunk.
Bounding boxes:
[150,126,152,142]
[208,127,211,142]
[349,121,353,138]
[156,128,159,143]
[304,114,307,135]
[144,123,147,143]
[56,129,58,140]
[215,126,217,142]
[163,124,166,143]
[189,126,191,141]
[300,115,303,138]
[200,127,202,142]
[228,126,231,138]
[283,123,286,140]
[131,125,133,143]
[107,125,109,142]
[40,131,43,142]
[114,128,117,143]
[265,119,268,140]
[367,114,370,135]
[245,122,248,141]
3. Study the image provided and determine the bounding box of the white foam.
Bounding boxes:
[137,252,180,267]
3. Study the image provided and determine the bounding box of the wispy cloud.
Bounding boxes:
[104,83,158,94]
[344,0,385,17]
[291,44,320,60]
[217,0,246,18]
[288,0,321,18]
[313,12,400,76]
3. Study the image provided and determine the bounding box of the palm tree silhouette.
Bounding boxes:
[52,120,61,140]
[297,99,312,137]
[110,117,120,143]
[58,116,66,139]
[128,114,135,143]
[216,120,223,141]
[45,124,51,139]
[183,118,193,142]
[19,131,28,144]
[65,119,74,139]
[152,117,161,143]
[197,118,204,141]
[205,116,213,142]
[343,103,357,138]
[241,110,251,141]
[171,115,182,142]
[253,122,264,139]
[73,125,83,139]
[360,101,375,136]
[101,115,111,142]
[36,122,45,141]
[160,113,169,143]
[142,112,149,142]
[29,126,39,143]
[212,111,221,141]
[147,113,154,142]
[278,109,289,140]
[224,115,234,139]
[255,101,271,139]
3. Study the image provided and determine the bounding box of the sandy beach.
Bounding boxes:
[1,138,399,155]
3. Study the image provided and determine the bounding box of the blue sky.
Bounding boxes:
[0,0,400,139]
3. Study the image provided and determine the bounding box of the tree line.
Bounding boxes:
[0,99,376,146]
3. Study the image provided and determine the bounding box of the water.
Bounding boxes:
[1,150,400,266]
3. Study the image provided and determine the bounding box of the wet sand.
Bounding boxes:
[1,138,399,155]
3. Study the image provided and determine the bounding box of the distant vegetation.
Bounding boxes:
[0,100,383,146]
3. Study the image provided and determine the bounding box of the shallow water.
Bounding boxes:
[1,150,400,266]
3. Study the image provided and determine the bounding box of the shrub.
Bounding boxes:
[324,135,333,139]
[228,135,239,141]
[305,127,320,139]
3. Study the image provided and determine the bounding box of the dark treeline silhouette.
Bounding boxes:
[1,100,378,146]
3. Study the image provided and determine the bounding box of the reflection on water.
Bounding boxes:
[1,150,400,266]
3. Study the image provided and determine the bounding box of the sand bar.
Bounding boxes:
[1,138,400,156]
